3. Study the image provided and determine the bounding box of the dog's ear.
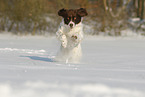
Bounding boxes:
[58,8,67,17]
[77,8,88,17]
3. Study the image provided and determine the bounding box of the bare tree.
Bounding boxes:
[141,0,144,20]
[137,0,144,20]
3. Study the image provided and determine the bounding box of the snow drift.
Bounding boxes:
[0,34,145,97]
[0,82,144,97]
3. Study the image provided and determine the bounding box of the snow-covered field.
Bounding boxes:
[0,34,145,97]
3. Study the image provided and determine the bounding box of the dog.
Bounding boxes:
[55,8,88,63]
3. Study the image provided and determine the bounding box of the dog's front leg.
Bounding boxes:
[71,33,83,47]
[61,35,67,48]
[56,30,67,48]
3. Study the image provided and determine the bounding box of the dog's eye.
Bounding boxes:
[74,17,76,20]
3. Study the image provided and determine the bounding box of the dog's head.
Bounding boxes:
[58,8,88,29]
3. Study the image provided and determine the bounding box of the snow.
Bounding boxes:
[0,34,145,97]
[0,82,144,97]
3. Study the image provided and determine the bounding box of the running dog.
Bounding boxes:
[55,8,88,63]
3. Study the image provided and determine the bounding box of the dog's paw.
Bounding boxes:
[71,35,77,40]
[62,41,67,48]
[61,35,67,48]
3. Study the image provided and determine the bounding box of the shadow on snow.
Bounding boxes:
[21,56,54,62]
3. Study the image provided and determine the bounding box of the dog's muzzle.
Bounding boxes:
[70,23,73,28]
[68,21,75,29]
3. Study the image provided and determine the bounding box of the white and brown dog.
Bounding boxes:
[55,8,88,63]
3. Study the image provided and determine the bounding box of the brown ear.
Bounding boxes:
[77,8,88,17]
[58,8,67,17]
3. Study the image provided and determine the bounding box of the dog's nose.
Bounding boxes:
[70,24,73,28]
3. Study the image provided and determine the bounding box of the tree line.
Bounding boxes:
[0,0,144,36]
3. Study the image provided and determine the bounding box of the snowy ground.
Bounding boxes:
[0,34,145,97]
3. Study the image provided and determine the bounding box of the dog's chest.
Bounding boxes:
[61,24,82,36]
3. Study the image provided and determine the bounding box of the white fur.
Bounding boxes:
[55,19,83,63]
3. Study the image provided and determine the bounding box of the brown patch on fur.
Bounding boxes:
[58,8,88,18]
[77,8,88,17]
[72,35,77,39]
[58,8,88,25]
